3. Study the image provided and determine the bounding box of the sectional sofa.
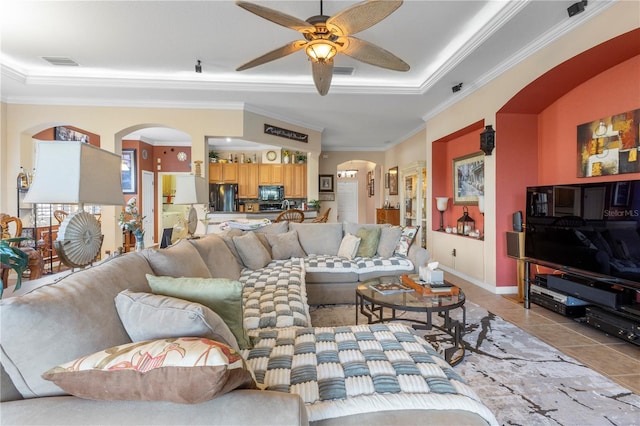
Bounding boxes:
[1,222,497,425]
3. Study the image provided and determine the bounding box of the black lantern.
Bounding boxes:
[457,206,475,236]
[480,125,495,155]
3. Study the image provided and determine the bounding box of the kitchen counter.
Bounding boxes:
[205,210,318,233]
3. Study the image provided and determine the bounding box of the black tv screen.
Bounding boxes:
[525,179,640,288]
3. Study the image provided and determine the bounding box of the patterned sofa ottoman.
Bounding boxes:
[242,323,497,425]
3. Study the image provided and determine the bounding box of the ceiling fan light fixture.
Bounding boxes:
[306,40,338,62]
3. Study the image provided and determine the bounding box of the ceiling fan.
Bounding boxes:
[236,0,410,96]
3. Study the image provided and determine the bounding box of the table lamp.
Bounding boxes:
[435,197,449,231]
[172,174,208,238]
[24,141,124,267]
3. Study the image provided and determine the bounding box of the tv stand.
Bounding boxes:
[524,259,640,346]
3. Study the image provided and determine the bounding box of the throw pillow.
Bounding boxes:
[232,232,272,270]
[42,337,257,404]
[394,226,419,257]
[377,226,403,258]
[356,227,381,258]
[146,275,252,349]
[337,233,361,260]
[144,239,211,278]
[265,230,306,260]
[115,290,240,352]
[189,234,243,280]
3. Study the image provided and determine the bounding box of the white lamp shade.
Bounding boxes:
[477,195,485,213]
[435,197,449,212]
[24,141,125,205]
[173,175,208,205]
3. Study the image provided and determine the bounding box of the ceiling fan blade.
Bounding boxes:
[340,36,409,71]
[327,0,402,36]
[236,1,316,33]
[237,40,307,71]
[311,59,334,96]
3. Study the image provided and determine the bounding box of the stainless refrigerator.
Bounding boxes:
[210,183,239,212]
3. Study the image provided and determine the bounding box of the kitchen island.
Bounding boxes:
[205,209,318,233]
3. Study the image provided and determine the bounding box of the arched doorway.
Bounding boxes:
[117,126,193,246]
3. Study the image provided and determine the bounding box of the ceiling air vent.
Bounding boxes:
[333,67,355,76]
[41,56,79,66]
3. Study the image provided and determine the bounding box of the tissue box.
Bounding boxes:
[419,267,444,284]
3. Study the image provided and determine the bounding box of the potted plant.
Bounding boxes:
[295,151,306,163]
[282,150,291,164]
[119,199,146,251]
[308,199,321,210]
[208,151,219,163]
[0,237,30,298]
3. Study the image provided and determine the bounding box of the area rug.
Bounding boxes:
[309,302,640,426]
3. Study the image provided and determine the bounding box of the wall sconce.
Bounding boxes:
[477,195,485,215]
[480,125,495,155]
[435,197,449,231]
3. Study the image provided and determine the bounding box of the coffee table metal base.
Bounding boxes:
[356,291,466,366]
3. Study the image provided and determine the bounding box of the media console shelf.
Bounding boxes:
[524,258,640,346]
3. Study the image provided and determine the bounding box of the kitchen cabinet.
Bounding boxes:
[209,163,238,183]
[400,161,426,248]
[258,164,284,185]
[283,164,307,198]
[431,231,484,282]
[376,208,400,225]
[238,163,259,199]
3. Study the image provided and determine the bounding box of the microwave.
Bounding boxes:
[258,185,285,201]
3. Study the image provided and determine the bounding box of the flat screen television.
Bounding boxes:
[525,179,640,290]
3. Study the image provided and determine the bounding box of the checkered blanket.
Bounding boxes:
[305,254,414,274]
[240,258,311,334]
[242,323,497,424]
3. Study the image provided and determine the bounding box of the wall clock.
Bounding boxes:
[177,151,187,162]
[266,150,277,161]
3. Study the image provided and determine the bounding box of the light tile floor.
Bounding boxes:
[446,273,640,395]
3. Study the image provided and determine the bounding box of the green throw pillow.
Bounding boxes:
[146,275,252,349]
[356,227,381,258]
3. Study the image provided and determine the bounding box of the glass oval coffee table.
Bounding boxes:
[356,275,466,365]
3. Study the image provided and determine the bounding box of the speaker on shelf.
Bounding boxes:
[506,231,525,259]
[513,211,523,232]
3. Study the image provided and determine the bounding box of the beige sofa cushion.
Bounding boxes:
[233,232,272,270]
[189,234,243,280]
[337,233,361,260]
[289,223,343,255]
[114,290,240,352]
[144,239,211,278]
[377,226,403,258]
[253,221,288,234]
[0,253,154,398]
[265,230,306,260]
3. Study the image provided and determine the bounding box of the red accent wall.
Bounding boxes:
[432,121,485,231]
[493,52,640,288]
[537,55,640,185]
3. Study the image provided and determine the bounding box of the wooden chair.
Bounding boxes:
[274,209,305,223]
[1,214,44,288]
[53,210,68,224]
[312,208,331,223]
